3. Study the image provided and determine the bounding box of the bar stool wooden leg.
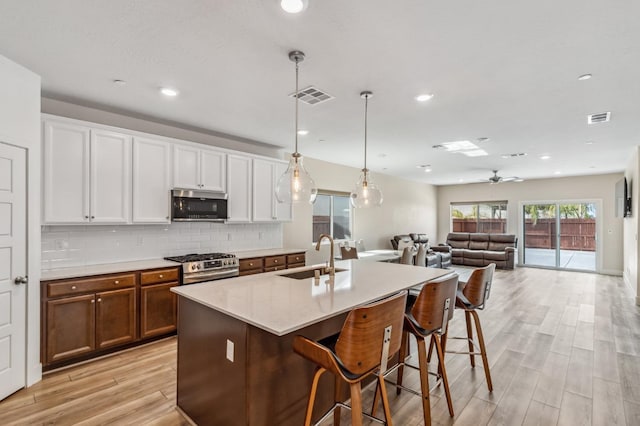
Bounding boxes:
[334,376,342,426]
[465,310,476,367]
[427,333,435,362]
[304,367,326,426]
[349,382,364,426]
[471,310,493,391]
[434,335,454,417]
[378,373,394,426]
[416,336,432,426]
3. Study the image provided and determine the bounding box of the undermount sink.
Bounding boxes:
[279,267,348,280]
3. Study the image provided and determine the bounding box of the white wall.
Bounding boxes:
[283,156,438,263]
[0,55,41,386]
[42,223,281,269]
[623,147,639,304]
[437,173,624,274]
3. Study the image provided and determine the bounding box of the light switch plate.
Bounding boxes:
[226,339,234,362]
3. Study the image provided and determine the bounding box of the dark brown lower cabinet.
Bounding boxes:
[46,294,96,364]
[140,282,177,338]
[96,288,137,349]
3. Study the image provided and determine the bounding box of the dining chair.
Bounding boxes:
[415,244,427,267]
[400,247,414,265]
[293,291,408,426]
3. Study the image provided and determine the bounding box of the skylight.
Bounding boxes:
[432,140,488,157]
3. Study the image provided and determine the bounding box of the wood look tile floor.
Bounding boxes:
[2,267,639,425]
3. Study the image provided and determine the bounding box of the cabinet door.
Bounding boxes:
[140,282,177,339]
[95,287,136,349]
[46,294,95,364]
[200,149,226,192]
[43,121,90,223]
[227,154,252,222]
[133,137,171,223]
[273,161,293,222]
[252,158,275,222]
[90,130,132,223]
[173,145,200,189]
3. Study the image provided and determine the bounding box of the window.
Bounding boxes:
[450,201,507,233]
[312,192,353,242]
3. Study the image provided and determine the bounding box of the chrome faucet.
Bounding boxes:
[315,233,335,277]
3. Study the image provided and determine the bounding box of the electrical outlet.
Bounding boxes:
[55,239,68,250]
[226,339,234,362]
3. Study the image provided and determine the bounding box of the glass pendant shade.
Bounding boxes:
[275,154,317,204]
[350,169,383,208]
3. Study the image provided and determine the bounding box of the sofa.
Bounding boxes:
[440,232,517,269]
[390,233,452,268]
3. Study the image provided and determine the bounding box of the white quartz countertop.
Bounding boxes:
[171,260,451,336]
[233,248,308,259]
[41,259,181,281]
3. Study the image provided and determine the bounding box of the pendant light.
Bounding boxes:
[275,51,318,204]
[350,91,383,208]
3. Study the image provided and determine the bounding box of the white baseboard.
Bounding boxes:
[600,269,623,276]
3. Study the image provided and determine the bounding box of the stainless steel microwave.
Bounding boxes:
[171,189,228,222]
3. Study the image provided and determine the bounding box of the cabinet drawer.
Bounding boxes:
[47,273,136,298]
[140,268,180,286]
[287,253,306,265]
[264,256,286,268]
[264,265,286,272]
[239,258,263,272]
[287,262,305,269]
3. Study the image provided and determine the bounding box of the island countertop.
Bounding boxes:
[171,260,451,336]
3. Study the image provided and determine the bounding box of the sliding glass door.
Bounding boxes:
[522,202,597,271]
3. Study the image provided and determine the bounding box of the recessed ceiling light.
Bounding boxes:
[280,0,307,13]
[458,178,464,183]
[113,79,126,86]
[424,168,432,173]
[585,141,595,145]
[297,130,309,135]
[160,87,179,97]
[540,155,551,160]
[415,94,434,102]
[578,74,592,81]
[554,171,562,175]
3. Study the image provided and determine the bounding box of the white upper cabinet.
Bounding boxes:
[227,154,252,222]
[43,121,132,224]
[43,121,90,223]
[90,130,132,223]
[132,137,171,223]
[252,158,292,222]
[173,145,226,192]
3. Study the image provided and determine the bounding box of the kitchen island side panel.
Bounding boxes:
[246,313,349,426]
[177,296,248,426]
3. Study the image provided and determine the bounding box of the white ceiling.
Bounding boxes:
[1,0,639,185]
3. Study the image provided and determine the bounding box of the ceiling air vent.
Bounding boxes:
[289,86,334,105]
[587,112,611,124]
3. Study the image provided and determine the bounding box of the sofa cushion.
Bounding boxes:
[447,232,470,249]
[463,249,484,259]
[451,248,464,259]
[469,240,488,250]
[484,250,508,261]
[409,233,429,245]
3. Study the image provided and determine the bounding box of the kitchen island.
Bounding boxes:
[171,259,451,425]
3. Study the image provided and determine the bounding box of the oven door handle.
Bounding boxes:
[182,268,239,284]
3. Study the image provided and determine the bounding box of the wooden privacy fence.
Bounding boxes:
[452,218,595,251]
[524,218,595,251]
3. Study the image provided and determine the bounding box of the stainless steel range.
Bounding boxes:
[164,253,239,284]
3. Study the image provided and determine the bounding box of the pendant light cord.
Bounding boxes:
[363,94,368,171]
[294,58,300,156]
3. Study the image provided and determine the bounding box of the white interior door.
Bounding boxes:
[0,142,27,400]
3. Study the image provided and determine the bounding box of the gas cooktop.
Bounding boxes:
[164,253,237,263]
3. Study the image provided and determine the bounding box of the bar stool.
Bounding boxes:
[415,244,427,267]
[400,246,414,265]
[293,291,408,426]
[437,263,496,392]
[340,244,359,259]
[372,274,458,425]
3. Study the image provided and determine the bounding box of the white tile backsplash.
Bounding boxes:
[41,222,283,270]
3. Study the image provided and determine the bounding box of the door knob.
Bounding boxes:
[14,276,28,285]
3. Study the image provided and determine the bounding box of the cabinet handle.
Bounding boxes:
[249,262,253,266]
[91,216,95,219]
[159,274,164,278]
[71,285,77,290]
[166,216,170,220]
[84,216,89,219]
[91,299,95,304]
[114,280,119,284]
[274,259,278,263]
[97,298,102,302]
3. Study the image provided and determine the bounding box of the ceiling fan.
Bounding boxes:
[484,170,521,184]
